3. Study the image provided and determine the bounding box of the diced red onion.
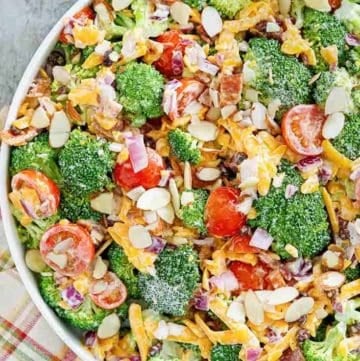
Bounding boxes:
[296,156,322,172]
[171,50,184,77]
[198,58,219,75]
[318,165,332,185]
[266,328,282,343]
[149,343,162,357]
[145,237,166,254]
[333,301,343,313]
[125,135,149,173]
[345,33,360,46]
[285,184,298,199]
[162,80,181,115]
[192,289,210,311]
[84,331,97,347]
[20,199,38,219]
[210,271,239,292]
[246,348,262,361]
[61,286,84,308]
[285,258,313,280]
[249,228,273,250]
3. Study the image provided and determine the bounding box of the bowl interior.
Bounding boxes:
[0,1,97,359]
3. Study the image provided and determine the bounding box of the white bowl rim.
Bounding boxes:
[0,1,97,360]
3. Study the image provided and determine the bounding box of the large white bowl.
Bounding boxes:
[0,1,97,360]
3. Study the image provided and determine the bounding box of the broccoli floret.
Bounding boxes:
[10,133,62,185]
[12,206,59,249]
[302,322,346,361]
[71,64,99,80]
[244,38,312,117]
[335,0,360,37]
[249,161,331,259]
[345,47,360,76]
[139,245,200,316]
[210,344,241,361]
[60,192,101,222]
[108,243,140,298]
[290,0,305,28]
[59,130,114,196]
[313,68,355,108]
[132,0,169,38]
[335,298,360,325]
[344,264,360,282]
[53,42,80,64]
[208,0,249,18]
[183,0,207,10]
[332,114,360,160]
[149,357,181,361]
[180,189,208,234]
[168,129,201,165]
[38,273,109,330]
[352,88,360,111]
[180,344,201,361]
[116,62,164,127]
[303,8,347,71]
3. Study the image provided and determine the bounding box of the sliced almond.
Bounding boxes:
[201,7,222,37]
[196,168,221,182]
[285,297,314,322]
[188,120,218,141]
[251,102,267,130]
[168,322,186,336]
[97,313,121,339]
[157,203,175,224]
[221,105,237,119]
[128,225,153,249]
[236,197,253,215]
[169,178,181,216]
[92,280,108,294]
[279,0,291,15]
[181,191,194,206]
[285,244,299,258]
[184,161,192,190]
[25,249,47,273]
[137,188,171,211]
[90,192,114,215]
[170,2,191,26]
[112,0,132,11]
[31,107,50,129]
[322,112,345,139]
[49,110,71,148]
[318,271,345,290]
[144,210,158,224]
[53,238,73,253]
[304,0,331,12]
[227,300,246,323]
[52,66,71,85]
[109,142,124,153]
[325,87,351,115]
[244,290,264,325]
[321,250,343,270]
[93,257,108,280]
[47,252,67,269]
[267,287,299,305]
[126,186,146,201]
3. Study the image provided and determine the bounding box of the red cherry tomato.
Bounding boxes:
[230,234,260,254]
[40,223,95,277]
[229,261,269,291]
[205,187,246,237]
[168,79,205,121]
[59,6,96,43]
[90,272,127,310]
[113,148,164,190]
[154,30,187,78]
[328,0,341,9]
[281,105,326,156]
[11,169,60,219]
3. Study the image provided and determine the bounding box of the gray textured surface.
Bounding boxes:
[0,0,77,107]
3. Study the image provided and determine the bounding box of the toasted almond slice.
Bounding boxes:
[169,179,181,216]
[181,191,195,206]
[184,161,192,190]
[25,249,47,273]
[325,87,351,115]
[322,112,345,139]
[128,225,153,249]
[137,188,171,211]
[227,300,246,323]
[188,120,218,141]
[244,290,264,325]
[201,7,222,37]
[236,197,253,215]
[285,244,299,258]
[157,203,175,224]
[31,107,50,129]
[93,257,108,280]
[49,111,71,148]
[168,322,186,336]
[109,142,124,153]
[90,192,114,215]
[251,102,267,130]
[126,186,146,201]
[112,0,132,11]
[197,168,221,182]
[321,250,343,270]
[144,211,158,224]
[221,105,237,119]
[52,66,71,85]
[92,280,108,294]
[47,252,67,269]
[318,271,346,290]
[304,0,331,12]
[170,2,191,26]
[97,313,121,339]
[267,287,299,305]
[53,238,73,253]
[285,297,314,323]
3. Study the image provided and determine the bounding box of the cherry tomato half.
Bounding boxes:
[205,187,246,237]
[90,272,127,310]
[113,148,165,190]
[230,234,260,254]
[40,223,95,277]
[229,261,269,291]
[59,6,95,43]
[11,169,60,219]
[154,30,187,78]
[281,105,326,156]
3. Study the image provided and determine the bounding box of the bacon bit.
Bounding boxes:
[219,73,242,107]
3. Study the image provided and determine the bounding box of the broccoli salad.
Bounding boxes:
[2,0,360,360]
